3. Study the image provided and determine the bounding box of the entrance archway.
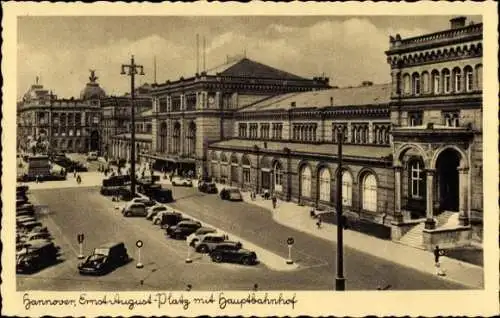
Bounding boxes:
[435,148,460,212]
[90,130,99,151]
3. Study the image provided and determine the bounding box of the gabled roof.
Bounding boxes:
[240,83,391,112]
[210,58,307,80]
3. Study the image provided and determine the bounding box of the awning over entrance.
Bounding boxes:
[140,152,196,164]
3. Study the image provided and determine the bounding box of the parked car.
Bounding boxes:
[128,197,157,207]
[209,242,257,265]
[78,242,130,275]
[118,188,141,201]
[220,187,243,201]
[121,202,147,217]
[186,227,217,246]
[146,205,169,220]
[17,184,29,196]
[151,188,174,203]
[16,240,60,273]
[102,175,131,187]
[18,231,52,244]
[171,177,193,187]
[100,185,126,196]
[166,220,202,239]
[155,211,186,227]
[198,181,218,194]
[192,233,229,253]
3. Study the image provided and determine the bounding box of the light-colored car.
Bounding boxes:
[192,233,228,253]
[152,210,170,225]
[171,177,193,187]
[121,202,147,217]
[87,151,98,161]
[186,227,218,246]
[128,197,156,207]
[146,205,168,220]
[220,187,243,201]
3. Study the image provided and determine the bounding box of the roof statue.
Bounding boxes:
[89,69,98,83]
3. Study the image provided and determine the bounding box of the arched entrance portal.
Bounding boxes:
[90,130,99,152]
[435,149,460,212]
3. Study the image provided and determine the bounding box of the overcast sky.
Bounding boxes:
[17,15,482,99]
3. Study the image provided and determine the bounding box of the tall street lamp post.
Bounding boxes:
[335,128,346,291]
[121,55,145,196]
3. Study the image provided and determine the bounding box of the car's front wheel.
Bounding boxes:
[125,212,131,217]
[241,256,253,265]
[198,245,209,253]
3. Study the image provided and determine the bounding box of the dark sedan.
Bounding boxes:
[198,181,218,194]
[209,242,257,265]
[165,220,202,240]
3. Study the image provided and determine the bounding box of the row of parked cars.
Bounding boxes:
[118,196,258,266]
[16,185,61,274]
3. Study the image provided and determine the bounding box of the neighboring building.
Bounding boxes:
[147,56,331,176]
[386,16,482,246]
[110,108,153,163]
[17,74,103,154]
[100,83,152,159]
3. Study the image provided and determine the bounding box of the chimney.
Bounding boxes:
[450,16,467,29]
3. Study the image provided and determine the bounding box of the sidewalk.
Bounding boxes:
[238,190,484,289]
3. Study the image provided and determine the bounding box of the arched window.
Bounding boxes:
[412,72,420,95]
[452,67,462,92]
[319,168,331,202]
[273,161,283,192]
[300,165,312,198]
[341,170,352,206]
[173,122,181,153]
[242,155,251,184]
[159,122,167,153]
[362,173,377,212]
[421,71,429,94]
[464,66,473,92]
[230,154,239,184]
[431,70,440,94]
[210,152,219,179]
[402,73,411,95]
[220,153,228,179]
[475,64,482,90]
[442,68,451,93]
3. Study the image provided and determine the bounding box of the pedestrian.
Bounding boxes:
[271,194,277,209]
[316,217,322,229]
[76,174,82,185]
[185,284,192,291]
[253,283,259,291]
[73,169,77,178]
[141,170,145,179]
[35,175,39,183]
[434,245,446,276]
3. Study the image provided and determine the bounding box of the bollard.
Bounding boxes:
[78,242,84,259]
[185,245,193,263]
[286,245,294,265]
[136,240,144,268]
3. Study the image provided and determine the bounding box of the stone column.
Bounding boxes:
[425,169,436,229]
[458,167,470,226]
[393,165,403,222]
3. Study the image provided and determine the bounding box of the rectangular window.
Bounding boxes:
[238,123,247,138]
[260,123,270,139]
[159,98,168,113]
[408,111,423,127]
[185,94,196,111]
[171,96,181,112]
[411,161,423,198]
[443,111,460,127]
[243,168,250,183]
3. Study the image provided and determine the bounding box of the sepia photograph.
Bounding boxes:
[2,2,498,317]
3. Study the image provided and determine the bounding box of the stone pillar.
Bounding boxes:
[425,169,436,229]
[393,165,403,222]
[458,167,469,226]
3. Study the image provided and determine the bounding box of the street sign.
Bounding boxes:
[136,240,143,248]
[287,237,294,246]
[77,233,84,244]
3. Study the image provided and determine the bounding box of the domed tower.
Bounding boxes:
[80,69,106,100]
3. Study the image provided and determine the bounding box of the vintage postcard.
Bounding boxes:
[1,1,498,317]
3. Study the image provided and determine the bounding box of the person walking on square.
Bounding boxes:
[271,193,277,209]
[76,174,82,185]
[316,216,322,229]
[434,245,446,276]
